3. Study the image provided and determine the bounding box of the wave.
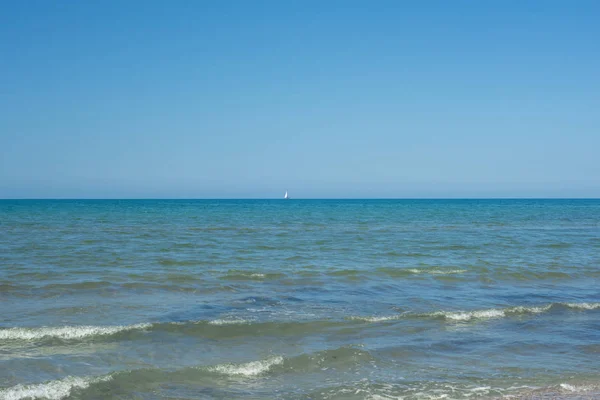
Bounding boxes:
[349,302,600,323]
[0,323,151,341]
[0,346,375,399]
[328,267,469,278]
[305,379,600,400]
[168,346,371,378]
[374,266,600,282]
[3,374,598,400]
[347,315,405,323]
[436,302,600,321]
[406,268,467,275]
[558,382,598,393]
[207,318,252,325]
[220,270,285,281]
[499,382,600,399]
[3,302,598,344]
[278,346,374,373]
[3,348,599,400]
[429,307,528,321]
[0,375,112,400]
[563,302,600,310]
[375,267,469,277]
[0,318,348,343]
[167,346,373,378]
[203,356,284,376]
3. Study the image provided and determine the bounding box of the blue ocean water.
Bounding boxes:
[1,199,599,399]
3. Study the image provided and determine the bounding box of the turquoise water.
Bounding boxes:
[1,199,599,399]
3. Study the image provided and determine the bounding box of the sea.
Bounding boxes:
[1,199,599,400]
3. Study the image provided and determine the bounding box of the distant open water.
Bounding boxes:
[1,199,599,400]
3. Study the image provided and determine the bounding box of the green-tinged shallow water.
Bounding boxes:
[1,199,599,399]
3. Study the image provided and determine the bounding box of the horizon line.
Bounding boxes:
[1,197,600,201]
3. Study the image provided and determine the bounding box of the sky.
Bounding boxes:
[1,1,599,198]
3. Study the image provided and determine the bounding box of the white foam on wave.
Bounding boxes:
[558,382,599,393]
[0,323,151,340]
[348,315,402,323]
[208,318,251,326]
[205,356,284,377]
[564,302,600,310]
[433,304,553,321]
[406,269,467,275]
[434,309,506,321]
[502,383,600,398]
[0,375,111,400]
[506,305,552,314]
[560,383,578,392]
[352,302,599,324]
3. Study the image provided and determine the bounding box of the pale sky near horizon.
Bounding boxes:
[1,1,599,198]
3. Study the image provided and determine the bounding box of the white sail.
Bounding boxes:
[284,191,288,199]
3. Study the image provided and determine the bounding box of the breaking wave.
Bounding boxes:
[0,323,152,341]
[0,375,112,400]
[348,302,600,323]
[204,356,284,376]
[0,347,372,399]
[2,302,598,344]
[207,318,253,326]
[375,267,469,277]
[2,351,600,400]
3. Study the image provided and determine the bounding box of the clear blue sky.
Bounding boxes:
[1,1,598,198]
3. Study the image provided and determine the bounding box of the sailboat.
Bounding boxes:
[284,190,289,200]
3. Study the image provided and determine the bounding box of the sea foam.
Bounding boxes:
[0,323,151,340]
[349,302,600,324]
[406,268,467,275]
[347,315,403,323]
[207,318,252,326]
[205,356,284,376]
[0,375,111,400]
[432,309,506,321]
[564,302,600,310]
